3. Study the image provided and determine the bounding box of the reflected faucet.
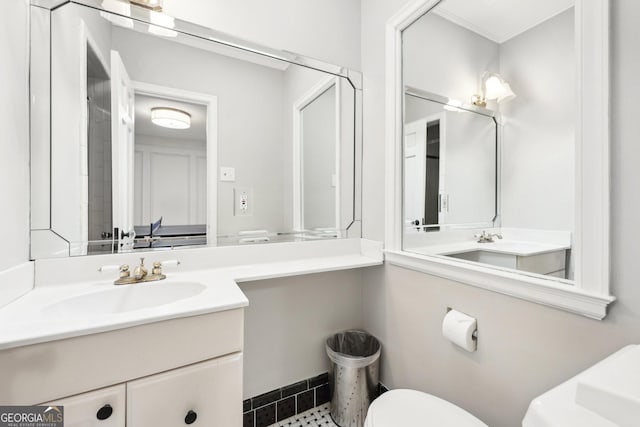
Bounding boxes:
[474,230,502,243]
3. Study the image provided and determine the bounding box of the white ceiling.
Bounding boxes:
[434,0,575,43]
[134,94,207,141]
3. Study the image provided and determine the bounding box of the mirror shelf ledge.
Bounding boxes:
[384,249,614,320]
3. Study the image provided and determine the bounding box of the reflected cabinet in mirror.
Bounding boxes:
[30,0,362,258]
[386,0,613,318]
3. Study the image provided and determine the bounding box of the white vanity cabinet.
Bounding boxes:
[127,353,242,427]
[449,249,567,277]
[42,384,126,427]
[41,353,242,427]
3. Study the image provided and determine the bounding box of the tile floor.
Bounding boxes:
[269,403,338,427]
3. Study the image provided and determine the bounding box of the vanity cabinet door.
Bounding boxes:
[126,352,242,427]
[41,384,125,427]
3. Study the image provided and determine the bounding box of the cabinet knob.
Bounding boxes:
[96,404,113,420]
[184,410,197,425]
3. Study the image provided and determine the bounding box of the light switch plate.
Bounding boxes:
[220,167,235,182]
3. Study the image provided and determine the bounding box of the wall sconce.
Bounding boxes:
[130,0,163,12]
[151,107,191,129]
[472,72,516,107]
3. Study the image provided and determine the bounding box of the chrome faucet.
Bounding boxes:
[474,230,503,243]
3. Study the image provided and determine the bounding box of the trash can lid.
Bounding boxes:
[365,389,487,427]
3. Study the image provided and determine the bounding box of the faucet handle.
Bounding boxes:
[152,261,162,276]
[98,264,126,273]
[161,259,181,268]
[119,264,130,278]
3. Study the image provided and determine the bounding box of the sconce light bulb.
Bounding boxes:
[482,73,516,103]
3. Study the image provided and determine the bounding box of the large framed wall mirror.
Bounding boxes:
[30,0,362,258]
[386,0,614,318]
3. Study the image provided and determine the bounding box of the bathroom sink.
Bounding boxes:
[43,281,206,317]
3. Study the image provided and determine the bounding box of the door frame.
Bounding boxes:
[292,76,342,232]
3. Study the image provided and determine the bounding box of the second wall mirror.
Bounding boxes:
[386,0,613,319]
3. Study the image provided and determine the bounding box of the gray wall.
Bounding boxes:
[0,0,29,272]
[239,270,363,398]
[500,9,575,231]
[403,12,499,104]
[163,0,362,72]
[361,2,640,427]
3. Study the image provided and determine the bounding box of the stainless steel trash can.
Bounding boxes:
[326,330,381,427]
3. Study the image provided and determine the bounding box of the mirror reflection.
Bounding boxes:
[403,90,497,232]
[43,2,356,256]
[402,0,574,282]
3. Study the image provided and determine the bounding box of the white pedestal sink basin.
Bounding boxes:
[43,282,206,317]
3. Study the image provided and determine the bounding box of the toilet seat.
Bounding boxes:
[364,389,487,427]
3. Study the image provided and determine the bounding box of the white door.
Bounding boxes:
[41,384,126,427]
[110,50,135,251]
[404,115,447,232]
[404,120,427,232]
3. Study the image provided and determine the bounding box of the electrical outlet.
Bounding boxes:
[234,188,253,216]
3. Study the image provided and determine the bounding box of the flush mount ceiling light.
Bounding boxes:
[472,72,516,107]
[151,107,191,129]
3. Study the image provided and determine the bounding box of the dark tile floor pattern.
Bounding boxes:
[243,373,330,427]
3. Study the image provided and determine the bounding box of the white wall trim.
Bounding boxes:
[385,0,613,318]
[573,0,611,295]
[292,76,341,231]
[385,250,614,320]
[131,81,218,244]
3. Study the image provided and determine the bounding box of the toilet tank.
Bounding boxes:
[523,345,640,427]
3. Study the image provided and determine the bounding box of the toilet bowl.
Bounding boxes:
[364,389,487,427]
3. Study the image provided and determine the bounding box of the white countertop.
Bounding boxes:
[410,239,570,257]
[0,239,383,350]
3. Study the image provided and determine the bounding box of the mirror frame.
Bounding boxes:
[385,0,614,319]
[29,0,363,258]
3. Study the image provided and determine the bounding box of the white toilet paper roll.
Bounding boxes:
[442,309,477,352]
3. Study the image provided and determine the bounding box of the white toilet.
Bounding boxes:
[364,389,487,427]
